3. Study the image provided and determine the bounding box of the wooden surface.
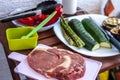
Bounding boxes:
[0,11,120,80]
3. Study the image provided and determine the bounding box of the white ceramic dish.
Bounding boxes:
[53,14,120,57]
[12,19,59,32]
[8,44,102,80]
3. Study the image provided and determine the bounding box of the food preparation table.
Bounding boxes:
[0,11,120,80]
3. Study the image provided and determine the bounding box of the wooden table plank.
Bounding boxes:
[38,35,60,46]
[92,55,120,72]
[38,29,55,39]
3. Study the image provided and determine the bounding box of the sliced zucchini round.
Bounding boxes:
[110,26,120,41]
[102,17,120,31]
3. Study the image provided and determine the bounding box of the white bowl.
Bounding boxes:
[12,18,59,32]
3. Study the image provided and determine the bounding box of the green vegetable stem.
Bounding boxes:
[60,16,85,48]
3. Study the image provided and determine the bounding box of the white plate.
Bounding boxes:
[53,14,120,57]
[12,19,59,32]
[8,44,102,80]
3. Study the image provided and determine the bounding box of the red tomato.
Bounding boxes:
[17,17,35,26]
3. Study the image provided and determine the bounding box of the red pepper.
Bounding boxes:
[17,4,63,26]
[17,16,35,26]
[55,4,63,17]
[34,14,48,25]
[36,5,63,26]
[46,4,63,26]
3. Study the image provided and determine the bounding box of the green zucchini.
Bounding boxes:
[81,18,111,48]
[68,19,100,51]
[60,16,85,48]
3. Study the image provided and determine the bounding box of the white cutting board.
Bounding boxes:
[8,44,102,80]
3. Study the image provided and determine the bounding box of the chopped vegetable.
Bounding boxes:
[17,16,35,26]
[17,4,63,26]
[102,17,120,31]
[110,27,120,41]
[68,19,100,51]
[61,27,77,46]
[60,16,85,48]
[82,18,111,48]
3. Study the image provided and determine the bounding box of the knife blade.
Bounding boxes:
[89,16,120,52]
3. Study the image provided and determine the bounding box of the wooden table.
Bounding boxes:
[0,11,120,80]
